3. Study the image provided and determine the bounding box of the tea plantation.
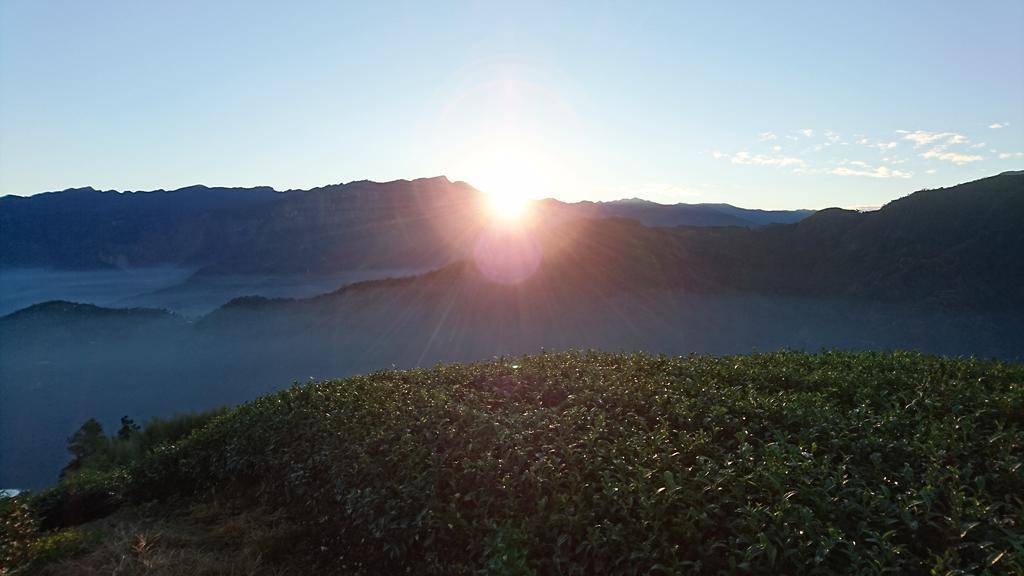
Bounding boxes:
[6,351,1024,574]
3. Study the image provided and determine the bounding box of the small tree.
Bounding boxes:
[67,418,104,461]
[117,416,140,441]
[62,418,107,478]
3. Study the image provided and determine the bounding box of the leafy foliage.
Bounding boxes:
[60,408,227,481]
[18,408,230,536]
[29,469,128,530]
[62,418,107,477]
[0,497,87,575]
[125,351,1023,574]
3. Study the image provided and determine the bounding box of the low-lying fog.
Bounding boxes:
[0,268,194,316]
[0,268,426,316]
[2,284,1020,489]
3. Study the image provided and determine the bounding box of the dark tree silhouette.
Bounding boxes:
[117,416,140,440]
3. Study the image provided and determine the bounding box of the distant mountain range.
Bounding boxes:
[0,177,812,273]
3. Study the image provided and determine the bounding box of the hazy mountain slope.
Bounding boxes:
[674,171,1024,308]
[0,177,812,273]
[194,177,484,275]
[0,185,280,269]
[0,177,480,273]
[573,198,814,227]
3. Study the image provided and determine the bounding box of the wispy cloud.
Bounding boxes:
[897,130,967,147]
[730,151,805,167]
[998,151,1024,159]
[855,137,897,150]
[921,147,983,165]
[829,164,912,179]
[722,125,996,180]
[989,122,1009,129]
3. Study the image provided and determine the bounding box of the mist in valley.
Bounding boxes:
[3,281,1019,489]
[0,267,427,317]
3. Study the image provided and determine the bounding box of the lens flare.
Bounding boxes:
[472,227,542,284]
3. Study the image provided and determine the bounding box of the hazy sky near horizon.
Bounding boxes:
[1,1,1022,209]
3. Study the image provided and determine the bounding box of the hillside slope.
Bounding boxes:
[673,171,1024,308]
[9,351,1023,574]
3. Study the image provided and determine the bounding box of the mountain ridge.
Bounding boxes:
[0,176,813,273]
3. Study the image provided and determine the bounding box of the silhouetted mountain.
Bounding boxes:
[0,176,811,273]
[567,198,813,227]
[4,300,173,322]
[0,185,280,269]
[674,171,1024,308]
[0,177,476,273]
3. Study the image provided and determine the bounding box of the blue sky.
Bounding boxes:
[1,1,1021,209]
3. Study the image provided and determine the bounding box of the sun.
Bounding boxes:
[479,171,539,224]
[454,140,557,224]
[488,191,530,221]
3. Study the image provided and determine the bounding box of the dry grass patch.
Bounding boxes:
[31,499,307,576]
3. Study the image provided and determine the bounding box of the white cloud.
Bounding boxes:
[799,128,814,138]
[830,165,912,179]
[855,137,898,150]
[898,130,967,147]
[772,145,782,152]
[730,151,805,167]
[758,131,778,141]
[926,169,937,174]
[989,122,1008,129]
[970,142,986,149]
[998,152,1024,159]
[711,150,726,159]
[824,130,841,143]
[921,147,983,164]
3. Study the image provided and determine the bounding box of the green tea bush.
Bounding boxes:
[129,351,1023,574]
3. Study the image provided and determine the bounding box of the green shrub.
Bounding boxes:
[123,351,1024,574]
[1,497,87,574]
[60,408,228,482]
[29,468,128,530]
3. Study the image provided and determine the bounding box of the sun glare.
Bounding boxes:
[488,191,530,221]
[454,140,559,225]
